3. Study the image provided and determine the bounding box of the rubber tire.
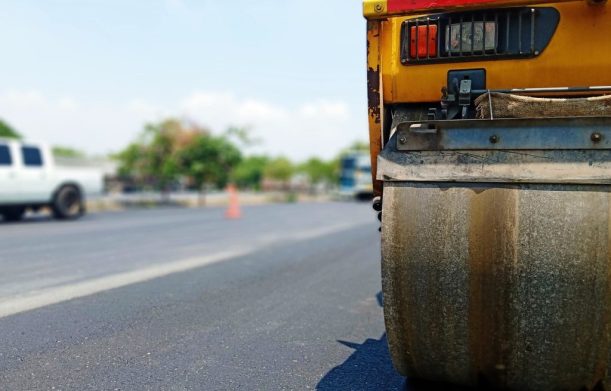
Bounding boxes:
[52,186,84,220]
[1,207,26,222]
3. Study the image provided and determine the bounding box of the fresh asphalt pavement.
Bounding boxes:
[0,202,451,390]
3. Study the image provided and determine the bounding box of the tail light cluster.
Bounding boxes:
[401,7,560,64]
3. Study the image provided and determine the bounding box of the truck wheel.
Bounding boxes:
[1,207,26,222]
[381,182,610,390]
[52,185,84,220]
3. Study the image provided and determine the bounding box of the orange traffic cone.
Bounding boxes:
[225,184,242,219]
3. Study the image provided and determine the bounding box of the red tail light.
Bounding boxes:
[410,25,438,59]
[401,8,560,64]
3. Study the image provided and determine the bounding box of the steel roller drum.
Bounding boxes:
[381,182,611,390]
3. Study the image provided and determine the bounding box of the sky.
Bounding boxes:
[0,0,368,160]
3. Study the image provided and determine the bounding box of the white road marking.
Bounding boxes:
[0,222,368,319]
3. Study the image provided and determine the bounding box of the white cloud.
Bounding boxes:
[236,99,287,122]
[181,91,235,116]
[127,99,167,119]
[298,100,349,120]
[0,89,367,160]
[174,91,361,159]
[57,97,78,112]
[1,90,46,109]
[0,91,153,154]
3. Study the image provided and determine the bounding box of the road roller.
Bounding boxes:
[363,0,611,389]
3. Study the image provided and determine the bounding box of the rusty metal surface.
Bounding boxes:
[382,182,611,390]
[378,132,611,184]
[367,20,384,197]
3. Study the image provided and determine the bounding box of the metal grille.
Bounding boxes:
[401,7,559,64]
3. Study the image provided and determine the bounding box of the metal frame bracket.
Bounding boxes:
[396,117,611,151]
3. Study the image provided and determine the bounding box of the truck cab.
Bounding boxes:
[0,138,103,221]
[339,152,374,200]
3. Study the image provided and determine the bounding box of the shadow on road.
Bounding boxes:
[0,216,52,225]
[317,290,402,390]
[317,291,482,391]
[316,333,405,391]
[0,212,103,226]
[0,213,95,225]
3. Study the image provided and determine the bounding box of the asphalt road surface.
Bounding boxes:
[0,202,420,390]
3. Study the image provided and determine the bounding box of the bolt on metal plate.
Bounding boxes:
[396,117,611,151]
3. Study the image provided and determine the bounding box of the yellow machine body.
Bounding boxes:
[366,1,611,195]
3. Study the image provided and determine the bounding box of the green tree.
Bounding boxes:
[52,146,85,158]
[264,157,294,186]
[116,118,205,193]
[348,140,369,152]
[179,133,242,192]
[224,126,261,147]
[231,155,269,190]
[140,119,186,192]
[115,143,146,178]
[298,157,338,186]
[0,119,21,139]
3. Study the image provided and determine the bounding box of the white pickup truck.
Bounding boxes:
[0,138,103,221]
